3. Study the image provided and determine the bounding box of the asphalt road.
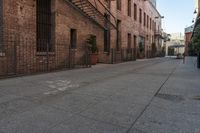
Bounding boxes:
[0,57,199,133]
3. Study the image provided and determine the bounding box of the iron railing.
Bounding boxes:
[0,35,91,78]
[110,48,137,64]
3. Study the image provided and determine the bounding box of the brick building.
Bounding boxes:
[185,25,194,56]
[111,0,163,59]
[0,0,163,77]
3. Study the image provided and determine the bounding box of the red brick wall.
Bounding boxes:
[185,32,192,56]
[55,0,106,63]
[110,0,162,59]
[0,0,163,76]
[0,0,112,75]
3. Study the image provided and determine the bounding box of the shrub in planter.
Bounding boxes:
[86,35,98,65]
[138,42,145,58]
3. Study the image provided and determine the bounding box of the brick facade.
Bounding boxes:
[55,0,106,62]
[0,0,3,45]
[0,0,163,76]
[110,0,162,58]
[0,0,106,75]
[185,32,192,56]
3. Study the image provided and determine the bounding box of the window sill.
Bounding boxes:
[0,52,5,57]
[36,52,55,56]
[103,51,109,54]
[69,48,77,51]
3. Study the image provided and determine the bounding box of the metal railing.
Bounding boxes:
[0,35,91,78]
[110,48,137,64]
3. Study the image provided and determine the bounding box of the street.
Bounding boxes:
[0,57,200,133]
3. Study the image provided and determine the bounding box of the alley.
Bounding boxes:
[0,57,200,133]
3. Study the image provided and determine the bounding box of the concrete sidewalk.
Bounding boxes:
[130,57,200,133]
[0,57,199,133]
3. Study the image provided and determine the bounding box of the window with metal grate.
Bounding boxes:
[36,0,53,52]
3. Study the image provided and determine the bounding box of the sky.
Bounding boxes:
[157,0,195,34]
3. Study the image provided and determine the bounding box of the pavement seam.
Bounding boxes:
[125,61,179,133]
[154,62,180,97]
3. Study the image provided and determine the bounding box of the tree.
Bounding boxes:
[191,25,200,54]
[86,35,98,53]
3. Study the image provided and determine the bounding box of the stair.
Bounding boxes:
[66,0,117,30]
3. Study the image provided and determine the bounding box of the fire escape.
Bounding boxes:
[66,0,117,30]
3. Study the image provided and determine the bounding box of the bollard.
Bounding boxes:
[198,52,200,69]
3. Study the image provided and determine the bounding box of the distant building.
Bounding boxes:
[185,25,194,56]
[166,33,185,56]
[162,32,171,56]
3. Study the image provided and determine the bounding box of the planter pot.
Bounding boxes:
[90,53,98,65]
[138,53,144,59]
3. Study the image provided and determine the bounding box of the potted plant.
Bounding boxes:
[86,35,98,65]
[138,42,145,58]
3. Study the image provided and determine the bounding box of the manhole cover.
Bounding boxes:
[192,96,200,101]
[156,93,184,102]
